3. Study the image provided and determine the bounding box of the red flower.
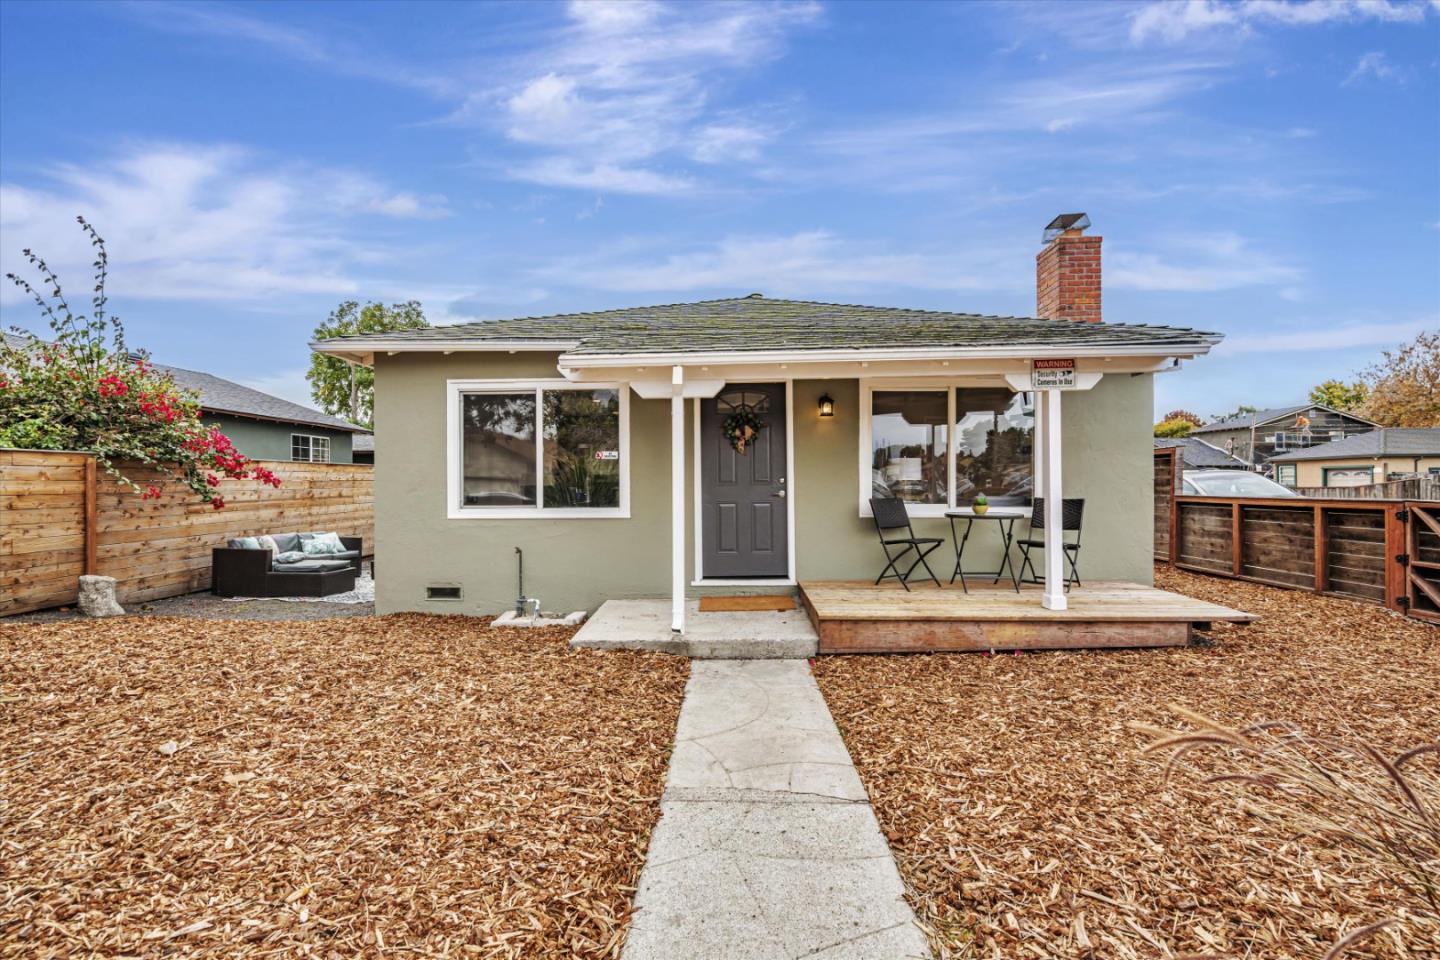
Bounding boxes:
[211,497,226,510]
[205,473,219,487]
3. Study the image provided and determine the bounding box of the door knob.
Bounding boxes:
[775,490,786,498]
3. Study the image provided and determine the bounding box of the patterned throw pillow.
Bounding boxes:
[254,534,279,554]
[233,537,260,550]
[274,550,307,564]
[301,532,346,556]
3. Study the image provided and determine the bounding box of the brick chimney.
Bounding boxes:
[1036,212,1101,323]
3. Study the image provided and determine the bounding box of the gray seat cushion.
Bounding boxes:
[329,549,361,561]
[272,558,353,574]
[271,532,302,554]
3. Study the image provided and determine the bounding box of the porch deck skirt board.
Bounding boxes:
[798,580,1254,654]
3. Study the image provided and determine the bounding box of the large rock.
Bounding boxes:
[78,575,125,618]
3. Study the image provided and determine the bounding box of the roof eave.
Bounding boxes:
[201,405,366,433]
[556,339,1222,369]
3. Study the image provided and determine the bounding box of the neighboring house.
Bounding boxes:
[3,331,365,463]
[1268,428,1440,487]
[1190,403,1377,470]
[314,214,1223,623]
[352,433,375,464]
[1154,436,1250,472]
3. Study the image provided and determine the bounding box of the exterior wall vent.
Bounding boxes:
[426,584,463,601]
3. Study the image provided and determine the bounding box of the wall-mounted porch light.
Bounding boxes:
[818,393,835,418]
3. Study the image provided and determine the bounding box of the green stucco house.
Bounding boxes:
[314,215,1224,630]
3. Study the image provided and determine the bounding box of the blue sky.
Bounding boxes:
[1,0,1437,420]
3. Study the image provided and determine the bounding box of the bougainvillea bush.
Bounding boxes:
[1,217,279,509]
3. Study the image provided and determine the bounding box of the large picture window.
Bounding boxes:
[870,391,948,504]
[861,383,1033,516]
[954,388,1033,505]
[450,381,627,518]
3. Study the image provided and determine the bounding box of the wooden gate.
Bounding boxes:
[1153,448,1178,562]
[1405,502,1440,624]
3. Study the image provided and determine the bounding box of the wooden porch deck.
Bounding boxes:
[798,580,1255,654]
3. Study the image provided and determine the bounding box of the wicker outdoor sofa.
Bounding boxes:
[212,532,363,598]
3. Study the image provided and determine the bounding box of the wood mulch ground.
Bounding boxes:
[813,567,1440,959]
[0,614,689,959]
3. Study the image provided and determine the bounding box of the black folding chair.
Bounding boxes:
[869,496,944,591]
[1016,497,1085,590]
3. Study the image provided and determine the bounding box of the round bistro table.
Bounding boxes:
[944,508,1026,593]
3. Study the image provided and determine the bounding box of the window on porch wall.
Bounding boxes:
[866,386,1035,511]
[954,388,1034,506]
[871,391,948,504]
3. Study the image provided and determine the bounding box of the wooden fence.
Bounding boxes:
[2,450,373,616]
[1157,493,1439,624]
[1292,477,1440,501]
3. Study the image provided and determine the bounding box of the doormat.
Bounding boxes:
[699,595,796,612]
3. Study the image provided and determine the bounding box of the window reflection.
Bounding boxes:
[954,389,1033,505]
[871,391,948,504]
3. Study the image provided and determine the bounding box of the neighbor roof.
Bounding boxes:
[353,433,374,453]
[312,296,1221,360]
[1269,428,1440,463]
[3,331,363,433]
[1192,403,1375,435]
[1155,436,1249,469]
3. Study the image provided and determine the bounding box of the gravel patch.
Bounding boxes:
[814,566,1439,958]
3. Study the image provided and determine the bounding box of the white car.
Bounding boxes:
[1182,469,1297,498]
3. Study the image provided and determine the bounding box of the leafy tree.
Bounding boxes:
[2,217,279,508]
[1211,404,1258,424]
[1308,378,1368,413]
[307,300,428,428]
[1154,418,1195,438]
[1356,330,1440,427]
[1161,409,1203,428]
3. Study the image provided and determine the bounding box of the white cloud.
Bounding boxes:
[507,157,694,194]
[1215,316,1437,353]
[0,143,448,304]
[119,1,458,97]
[535,230,1021,295]
[1344,51,1400,84]
[1108,233,1301,291]
[491,0,819,192]
[1131,0,1432,44]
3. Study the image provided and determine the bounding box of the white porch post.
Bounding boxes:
[671,365,686,633]
[1042,387,1066,610]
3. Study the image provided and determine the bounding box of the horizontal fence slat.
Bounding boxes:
[2,453,373,615]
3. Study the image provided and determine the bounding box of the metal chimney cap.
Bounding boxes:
[1043,212,1090,244]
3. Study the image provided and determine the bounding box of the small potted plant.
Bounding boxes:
[973,492,989,515]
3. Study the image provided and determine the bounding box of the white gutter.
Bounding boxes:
[556,339,1220,369]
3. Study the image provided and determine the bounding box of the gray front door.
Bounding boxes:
[701,383,789,578]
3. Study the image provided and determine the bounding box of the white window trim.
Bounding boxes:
[291,433,331,463]
[858,377,1032,518]
[446,378,630,520]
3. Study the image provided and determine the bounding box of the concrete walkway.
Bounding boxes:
[623,660,931,960]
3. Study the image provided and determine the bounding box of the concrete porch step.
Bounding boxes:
[570,599,818,659]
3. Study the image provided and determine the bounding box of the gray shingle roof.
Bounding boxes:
[3,331,363,433]
[1192,404,1313,434]
[1269,428,1440,462]
[1155,436,1250,469]
[1192,403,1375,435]
[352,433,374,453]
[317,296,1219,357]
